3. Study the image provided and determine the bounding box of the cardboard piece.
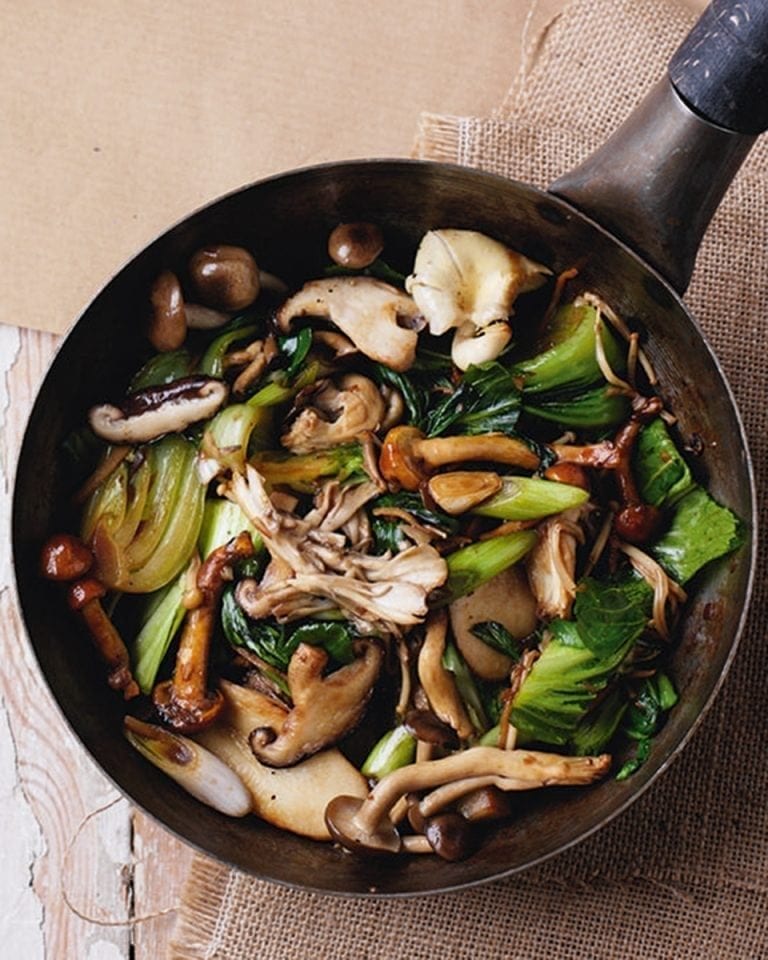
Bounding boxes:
[1,0,566,335]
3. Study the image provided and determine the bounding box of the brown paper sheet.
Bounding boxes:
[0,0,567,336]
[169,0,768,957]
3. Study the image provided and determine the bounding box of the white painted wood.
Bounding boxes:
[0,324,190,958]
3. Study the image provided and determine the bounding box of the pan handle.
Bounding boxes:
[549,0,768,295]
[670,0,768,136]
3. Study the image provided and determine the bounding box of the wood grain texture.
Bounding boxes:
[1,325,193,959]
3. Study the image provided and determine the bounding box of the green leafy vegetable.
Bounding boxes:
[572,575,653,659]
[251,443,368,494]
[277,327,313,380]
[523,383,630,430]
[512,303,625,395]
[221,592,359,671]
[198,324,259,378]
[442,641,489,735]
[634,418,694,507]
[197,498,262,561]
[371,363,428,427]
[132,572,187,695]
[130,350,193,390]
[361,725,417,780]
[615,672,678,780]
[652,486,745,584]
[470,621,521,660]
[569,685,628,756]
[510,619,636,746]
[472,475,589,521]
[441,530,537,605]
[424,361,522,437]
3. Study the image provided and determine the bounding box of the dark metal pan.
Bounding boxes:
[11,0,766,895]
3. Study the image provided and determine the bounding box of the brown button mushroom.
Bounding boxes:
[148,270,187,352]
[67,578,139,699]
[189,244,260,311]
[424,811,479,861]
[327,222,384,269]
[40,533,93,582]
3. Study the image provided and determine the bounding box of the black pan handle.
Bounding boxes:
[670,0,768,135]
[550,0,766,294]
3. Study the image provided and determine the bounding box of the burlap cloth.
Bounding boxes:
[169,1,768,957]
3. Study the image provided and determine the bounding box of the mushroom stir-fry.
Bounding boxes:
[40,224,744,860]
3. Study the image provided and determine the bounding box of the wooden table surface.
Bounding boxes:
[0,2,706,956]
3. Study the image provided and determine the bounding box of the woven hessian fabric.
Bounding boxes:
[170,1,768,957]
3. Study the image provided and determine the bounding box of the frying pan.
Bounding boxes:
[11,0,767,895]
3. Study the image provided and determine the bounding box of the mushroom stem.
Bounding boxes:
[154,532,253,732]
[67,578,139,699]
[333,745,611,840]
[418,774,513,818]
[401,834,433,854]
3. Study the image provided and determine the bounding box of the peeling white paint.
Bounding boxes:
[0,694,45,960]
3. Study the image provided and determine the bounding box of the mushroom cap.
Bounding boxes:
[379,425,428,491]
[189,244,260,311]
[424,811,479,861]
[327,222,384,269]
[324,795,402,855]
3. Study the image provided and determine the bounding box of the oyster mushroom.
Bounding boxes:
[448,565,538,681]
[154,532,253,733]
[195,680,369,840]
[417,610,474,740]
[325,745,611,857]
[276,277,422,372]
[89,376,229,445]
[526,507,586,620]
[249,640,384,767]
[281,374,386,453]
[405,229,550,370]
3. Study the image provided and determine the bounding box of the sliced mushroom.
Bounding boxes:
[198,723,368,841]
[417,609,474,741]
[325,745,611,858]
[427,471,502,515]
[448,565,537,681]
[89,376,228,445]
[249,641,384,767]
[405,229,550,370]
[153,532,253,733]
[281,374,386,453]
[276,277,422,372]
